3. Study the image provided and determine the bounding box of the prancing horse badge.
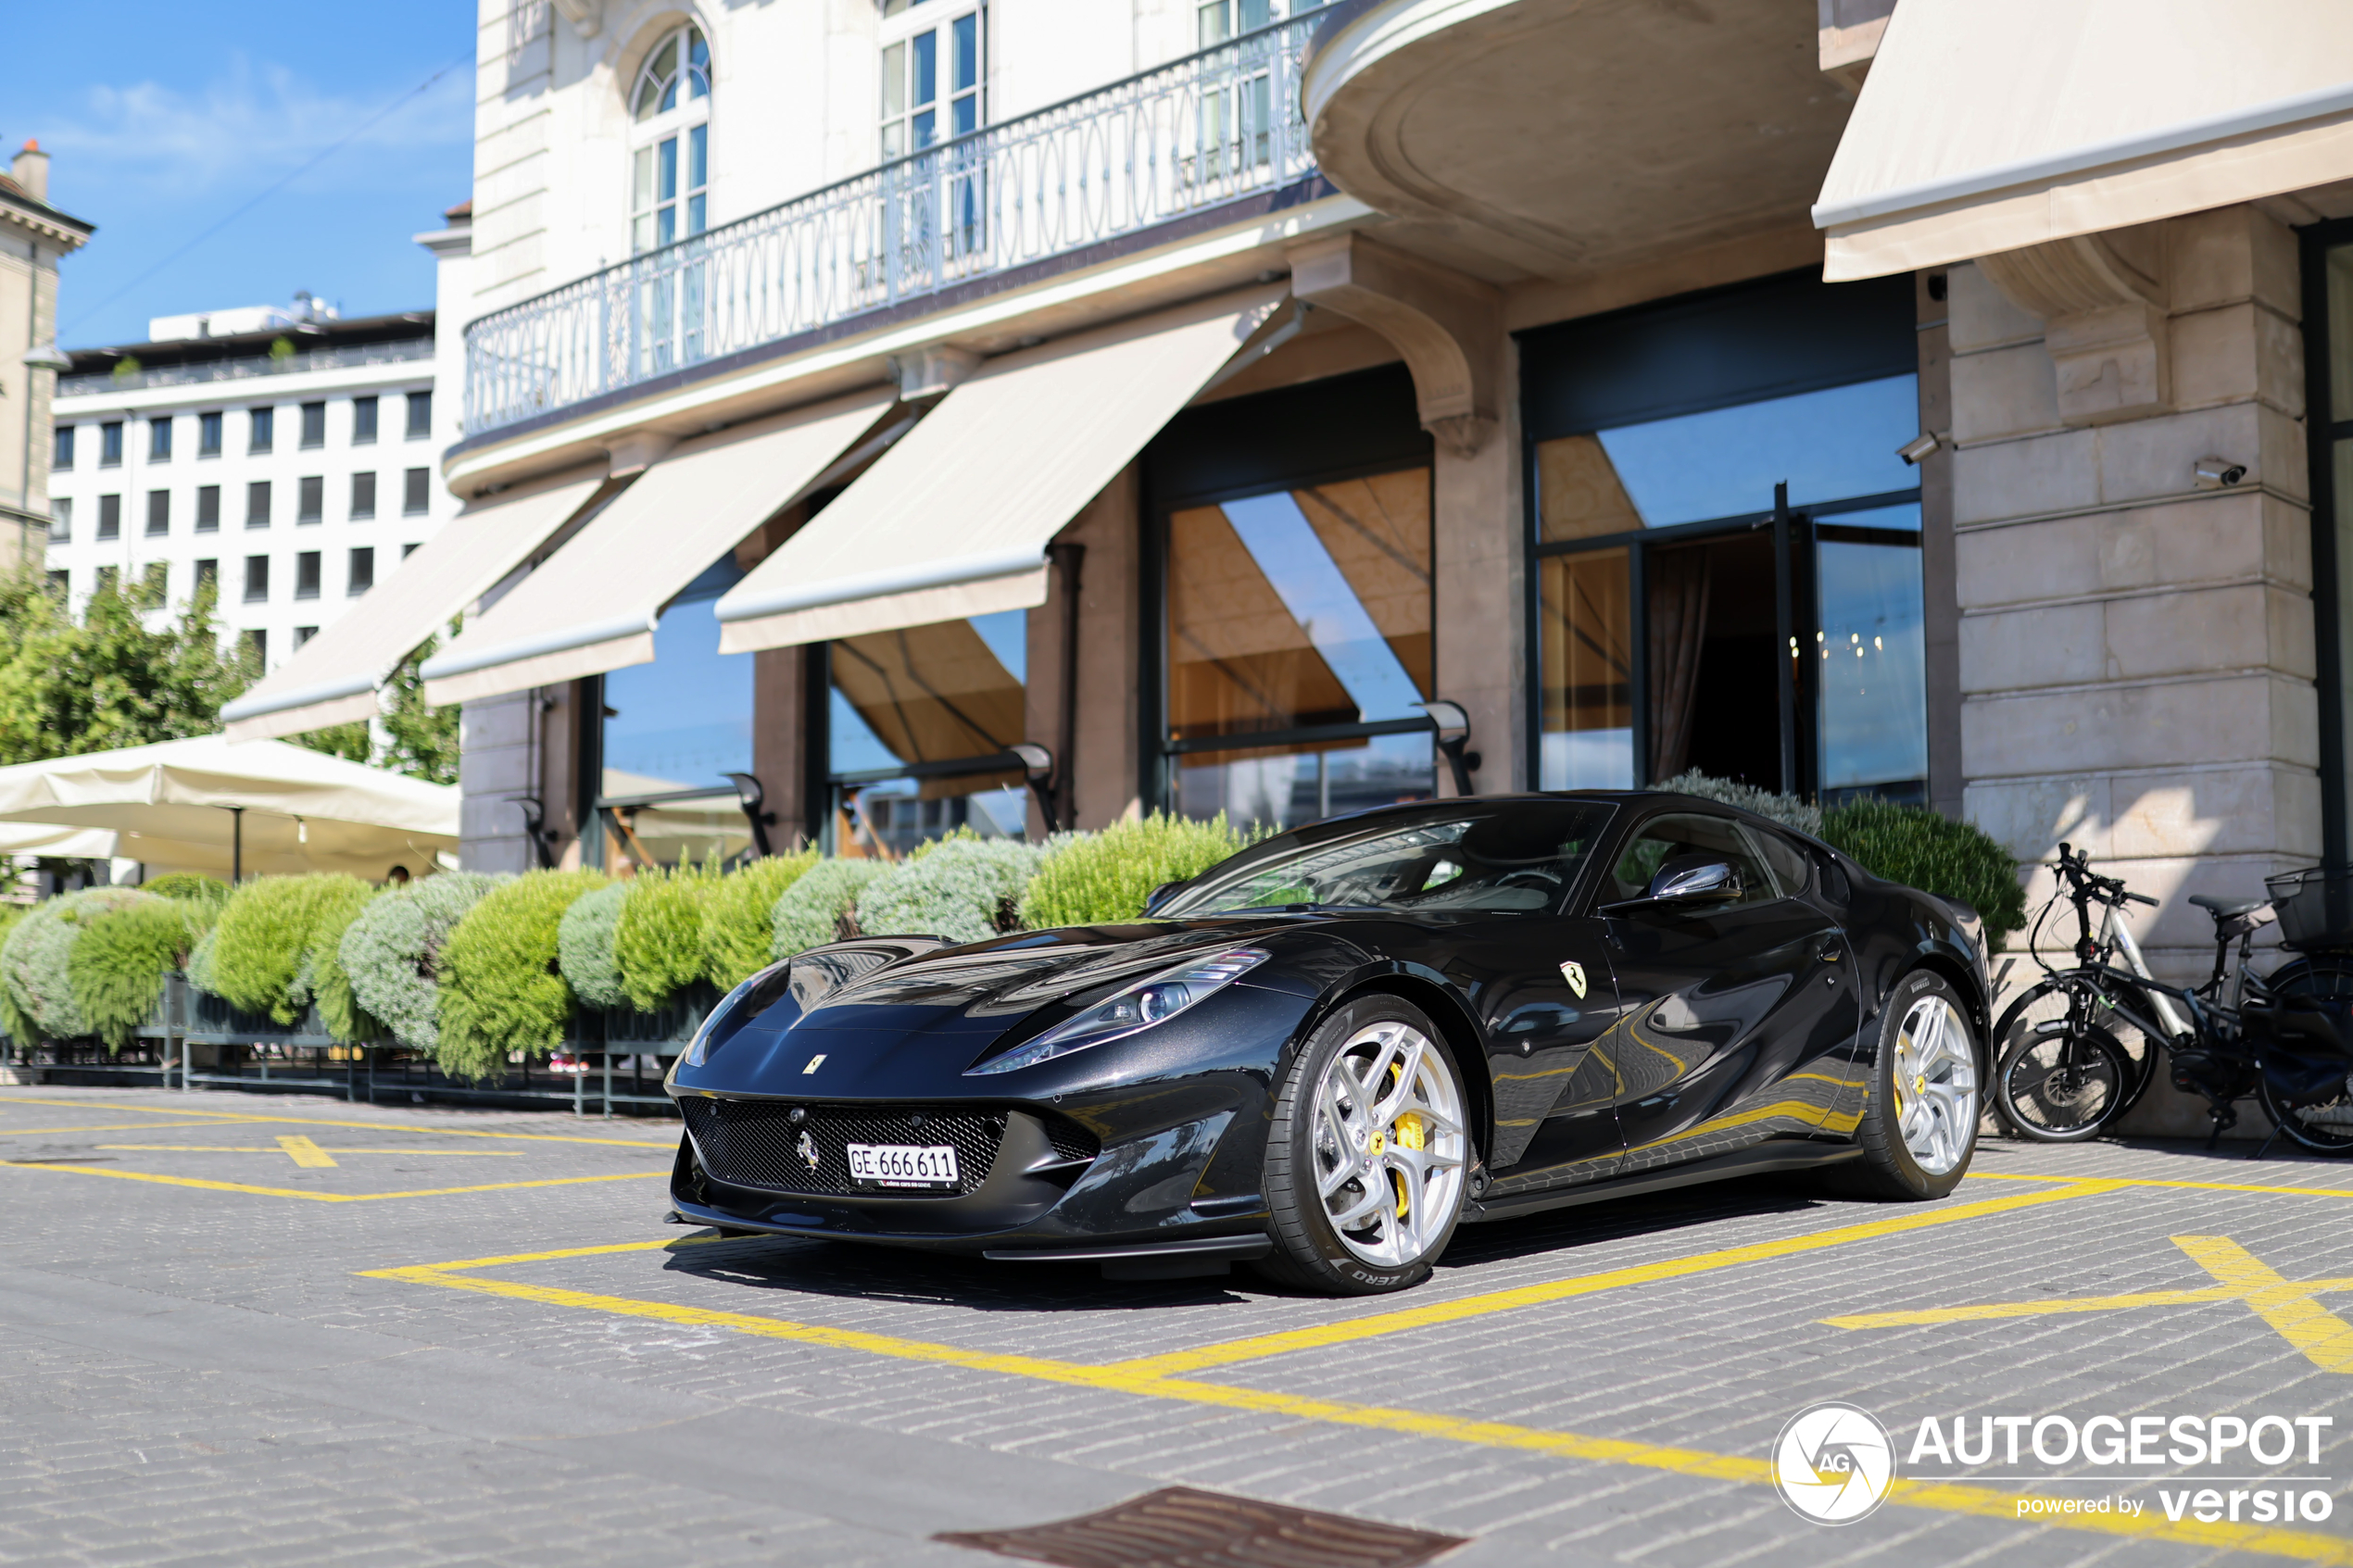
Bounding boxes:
[1559,960,1588,998]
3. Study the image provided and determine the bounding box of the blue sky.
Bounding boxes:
[12,1,478,350]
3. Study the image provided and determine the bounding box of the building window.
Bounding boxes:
[249,407,274,454]
[47,569,68,597]
[1522,271,1923,803]
[52,425,72,471]
[242,628,266,671]
[299,401,326,449]
[405,391,432,440]
[295,551,321,600]
[351,472,376,520]
[95,565,119,596]
[403,469,429,515]
[195,485,220,532]
[294,625,319,649]
[402,542,420,559]
[146,490,170,536]
[352,395,378,445]
[879,6,980,161]
[244,556,269,603]
[97,494,120,540]
[198,410,222,457]
[100,421,123,467]
[348,546,374,596]
[195,559,218,599]
[603,555,761,863]
[48,498,69,542]
[149,416,173,462]
[141,562,167,603]
[246,481,271,528]
[298,476,323,522]
[630,26,712,255]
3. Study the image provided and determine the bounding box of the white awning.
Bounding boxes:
[220,466,609,740]
[1814,0,2353,280]
[419,392,897,707]
[712,285,1287,653]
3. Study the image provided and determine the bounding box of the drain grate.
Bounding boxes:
[934,1486,1468,1568]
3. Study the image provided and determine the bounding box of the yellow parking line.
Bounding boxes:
[277,1135,338,1168]
[1111,1179,2122,1377]
[2175,1236,2353,1374]
[1971,1171,2353,1198]
[0,1096,673,1149]
[1825,1279,2353,1330]
[0,1120,281,1136]
[0,1160,662,1203]
[94,1146,521,1156]
[362,1248,2353,1564]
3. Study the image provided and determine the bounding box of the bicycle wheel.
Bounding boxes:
[1996,1022,2134,1141]
[1992,976,2155,1131]
[2258,1069,2353,1155]
[2266,952,2353,1000]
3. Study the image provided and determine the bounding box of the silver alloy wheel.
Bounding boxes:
[1311,1021,1468,1269]
[1892,995,1977,1175]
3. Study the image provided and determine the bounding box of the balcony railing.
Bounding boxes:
[464,11,1325,437]
[59,336,434,399]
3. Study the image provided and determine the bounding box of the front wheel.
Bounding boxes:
[1996,1022,2134,1142]
[1831,970,1981,1199]
[1256,995,1470,1296]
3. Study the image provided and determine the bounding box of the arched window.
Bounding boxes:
[629,25,711,253]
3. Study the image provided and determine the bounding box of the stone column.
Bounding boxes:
[1949,207,2314,1133]
[459,691,540,872]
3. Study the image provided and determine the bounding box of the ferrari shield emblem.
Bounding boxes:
[1560,960,1588,998]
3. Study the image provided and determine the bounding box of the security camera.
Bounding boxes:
[1896,432,1944,465]
[2194,457,2247,490]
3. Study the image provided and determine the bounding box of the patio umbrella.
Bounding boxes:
[0,822,119,859]
[0,735,459,881]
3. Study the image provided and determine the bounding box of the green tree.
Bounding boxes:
[289,631,459,785]
[0,567,251,765]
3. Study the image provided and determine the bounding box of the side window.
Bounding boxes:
[1606,812,1773,905]
[1742,826,1811,899]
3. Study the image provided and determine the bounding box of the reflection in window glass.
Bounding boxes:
[1822,501,1920,532]
[1539,375,1919,538]
[602,558,753,800]
[829,608,1027,857]
[1178,731,1433,835]
[1817,540,1926,803]
[1538,548,1633,789]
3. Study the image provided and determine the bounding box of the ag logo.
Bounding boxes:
[1771,1402,1894,1524]
[796,1129,820,1172]
[1559,960,1588,998]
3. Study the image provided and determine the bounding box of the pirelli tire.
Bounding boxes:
[1254,995,1471,1296]
[1830,969,1982,1201]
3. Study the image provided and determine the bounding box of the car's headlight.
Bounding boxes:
[965,947,1270,1076]
[682,964,792,1067]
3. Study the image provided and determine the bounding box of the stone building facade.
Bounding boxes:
[0,142,93,573]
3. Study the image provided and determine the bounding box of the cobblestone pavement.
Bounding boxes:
[3,1085,2351,1567]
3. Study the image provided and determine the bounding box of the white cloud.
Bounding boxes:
[42,53,471,196]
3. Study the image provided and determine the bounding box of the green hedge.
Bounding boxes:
[701,851,817,989]
[305,879,387,1045]
[438,870,608,1081]
[859,836,1047,947]
[1822,799,2027,943]
[210,874,372,1025]
[556,882,629,1010]
[69,897,195,1049]
[1019,812,1250,928]
[144,872,231,909]
[341,872,504,1052]
[614,863,719,1011]
[1655,771,1822,836]
[1,888,153,1042]
[771,859,887,957]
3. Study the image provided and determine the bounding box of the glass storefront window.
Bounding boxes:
[1816,538,1927,805]
[829,608,1028,858]
[1164,469,1435,832]
[602,556,754,865]
[1538,375,1919,539]
[1537,547,1633,789]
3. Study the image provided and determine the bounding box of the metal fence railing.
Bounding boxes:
[464,11,1323,435]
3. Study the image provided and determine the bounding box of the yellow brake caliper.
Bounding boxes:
[1386,1060,1425,1217]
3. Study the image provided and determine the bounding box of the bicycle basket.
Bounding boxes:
[2264,865,2353,952]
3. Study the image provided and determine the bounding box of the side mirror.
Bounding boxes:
[1143,880,1188,916]
[1604,855,1743,913]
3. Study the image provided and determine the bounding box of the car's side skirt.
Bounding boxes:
[1462,1139,1863,1224]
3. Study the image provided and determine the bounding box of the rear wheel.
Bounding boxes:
[1996,1022,2133,1141]
[1831,970,1980,1199]
[2258,1070,2353,1155]
[1256,995,1469,1296]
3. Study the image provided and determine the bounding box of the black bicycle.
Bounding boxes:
[1990,847,2353,1153]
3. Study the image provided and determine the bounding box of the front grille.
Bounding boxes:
[682,1099,1008,1198]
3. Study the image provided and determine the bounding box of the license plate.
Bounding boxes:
[846,1143,961,1190]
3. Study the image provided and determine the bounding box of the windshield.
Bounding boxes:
[1160,801,1617,917]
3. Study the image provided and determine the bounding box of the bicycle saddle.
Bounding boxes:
[2189,894,2266,919]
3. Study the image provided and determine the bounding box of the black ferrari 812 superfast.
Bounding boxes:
[665,792,1988,1295]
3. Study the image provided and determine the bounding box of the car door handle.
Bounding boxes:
[1818,940,1843,962]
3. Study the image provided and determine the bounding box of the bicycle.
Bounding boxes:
[1990,845,2353,1153]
